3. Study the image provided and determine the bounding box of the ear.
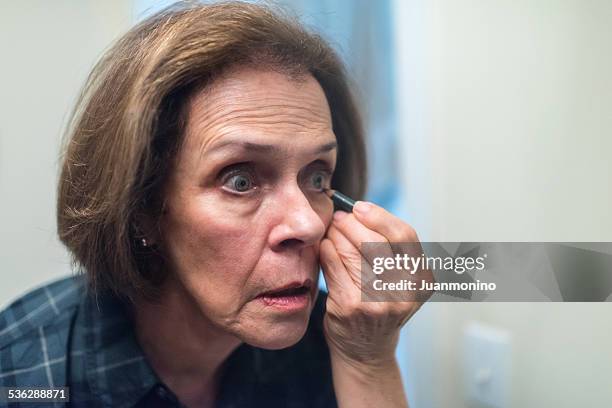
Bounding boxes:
[133,211,161,247]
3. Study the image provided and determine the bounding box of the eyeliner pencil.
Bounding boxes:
[324,189,356,213]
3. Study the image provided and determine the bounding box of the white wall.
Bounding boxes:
[0,1,132,308]
[394,1,612,407]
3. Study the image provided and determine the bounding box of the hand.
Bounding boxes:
[319,201,433,368]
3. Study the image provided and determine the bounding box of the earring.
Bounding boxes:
[140,238,149,247]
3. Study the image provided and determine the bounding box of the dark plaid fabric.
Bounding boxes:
[0,275,337,407]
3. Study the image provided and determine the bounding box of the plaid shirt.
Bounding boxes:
[0,275,337,407]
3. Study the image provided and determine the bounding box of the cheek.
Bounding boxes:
[161,192,268,299]
[309,193,334,231]
[161,188,332,300]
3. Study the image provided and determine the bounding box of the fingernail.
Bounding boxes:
[333,211,348,221]
[354,201,372,215]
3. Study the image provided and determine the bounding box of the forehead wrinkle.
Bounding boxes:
[203,79,329,111]
[196,99,330,129]
[212,115,331,134]
[193,116,332,160]
[184,69,334,160]
[191,79,331,124]
[191,104,333,156]
[197,127,336,163]
[210,107,330,127]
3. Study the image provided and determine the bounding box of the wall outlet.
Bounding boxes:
[463,322,511,408]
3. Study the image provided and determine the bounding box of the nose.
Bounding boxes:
[268,185,327,251]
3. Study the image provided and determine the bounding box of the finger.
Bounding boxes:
[352,201,419,243]
[349,204,429,299]
[319,237,358,301]
[328,223,393,278]
[331,211,395,268]
[326,225,364,286]
[333,211,388,244]
[329,226,398,299]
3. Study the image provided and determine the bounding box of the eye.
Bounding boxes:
[228,174,252,192]
[220,166,257,193]
[309,169,331,191]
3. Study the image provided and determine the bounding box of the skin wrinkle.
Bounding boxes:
[199,141,338,178]
[196,120,333,163]
[198,101,329,126]
[203,140,338,156]
[196,110,335,186]
[191,74,332,155]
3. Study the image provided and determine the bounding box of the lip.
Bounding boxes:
[257,279,313,297]
[256,279,314,312]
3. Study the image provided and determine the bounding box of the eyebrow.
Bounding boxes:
[205,140,338,156]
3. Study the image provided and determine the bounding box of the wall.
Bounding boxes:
[0,0,132,308]
[394,0,612,407]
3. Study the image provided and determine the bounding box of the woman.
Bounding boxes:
[0,2,430,407]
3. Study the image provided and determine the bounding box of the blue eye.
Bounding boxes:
[221,169,257,193]
[229,174,252,192]
[310,170,329,191]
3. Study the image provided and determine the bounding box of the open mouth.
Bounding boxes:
[257,281,312,309]
[261,285,310,297]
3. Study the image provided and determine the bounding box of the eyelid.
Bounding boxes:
[220,165,254,179]
[305,160,334,174]
[308,159,335,174]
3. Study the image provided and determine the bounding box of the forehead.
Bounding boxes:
[183,66,335,154]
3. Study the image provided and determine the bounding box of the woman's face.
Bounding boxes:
[160,67,336,349]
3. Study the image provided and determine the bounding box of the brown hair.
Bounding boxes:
[57,0,367,302]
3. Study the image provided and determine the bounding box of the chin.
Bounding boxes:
[240,310,312,350]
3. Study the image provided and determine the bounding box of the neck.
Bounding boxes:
[133,277,242,407]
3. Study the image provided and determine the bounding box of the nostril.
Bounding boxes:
[279,238,304,249]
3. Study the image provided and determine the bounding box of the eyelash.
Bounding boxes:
[218,162,333,195]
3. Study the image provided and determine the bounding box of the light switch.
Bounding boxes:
[463,322,511,408]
